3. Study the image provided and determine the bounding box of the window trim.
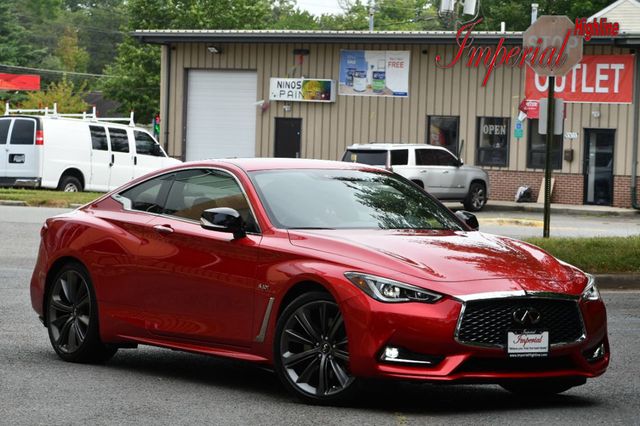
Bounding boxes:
[113,167,262,235]
[475,116,510,167]
[426,115,460,156]
[526,119,563,170]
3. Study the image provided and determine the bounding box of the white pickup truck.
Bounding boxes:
[342,143,490,211]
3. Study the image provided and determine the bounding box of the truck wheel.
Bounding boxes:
[58,175,83,192]
[463,182,486,211]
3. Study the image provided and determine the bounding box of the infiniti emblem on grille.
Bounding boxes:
[512,307,542,326]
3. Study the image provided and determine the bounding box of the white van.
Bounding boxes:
[0,107,181,192]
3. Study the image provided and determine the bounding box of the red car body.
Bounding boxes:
[30,159,609,392]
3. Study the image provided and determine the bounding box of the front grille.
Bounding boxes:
[456,298,584,347]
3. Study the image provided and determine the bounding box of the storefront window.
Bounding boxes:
[527,119,562,169]
[427,116,459,155]
[476,117,509,166]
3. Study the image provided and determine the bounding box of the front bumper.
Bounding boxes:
[342,292,609,382]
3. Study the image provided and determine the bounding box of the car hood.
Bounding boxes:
[288,229,585,296]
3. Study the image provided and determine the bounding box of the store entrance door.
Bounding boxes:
[584,129,615,206]
[274,118,301,158]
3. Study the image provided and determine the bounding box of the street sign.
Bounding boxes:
[523,16,583,77]
[514,120,524,138]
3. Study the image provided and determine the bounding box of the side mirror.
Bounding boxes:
[458,158,464,167]
[200,207,246,239]
[455,210,479,231]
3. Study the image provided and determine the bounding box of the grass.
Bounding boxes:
[526,236,640,274]
[0,188,103,207]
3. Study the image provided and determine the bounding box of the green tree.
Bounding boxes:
[55,27,90,72]
[18,78,88,113]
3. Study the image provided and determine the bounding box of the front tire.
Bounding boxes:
[274,291,357,404]
[463,182,487,211]
[46,262,116,363]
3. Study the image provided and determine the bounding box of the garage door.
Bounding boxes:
[185,70,257,161]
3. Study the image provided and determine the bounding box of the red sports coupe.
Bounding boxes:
[30,159,609,403]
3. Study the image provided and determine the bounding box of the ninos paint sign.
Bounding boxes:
[339,50,410,97]
[269,78,336,102]
[525,55,634,103]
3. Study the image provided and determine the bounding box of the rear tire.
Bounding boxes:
[500,377,586,396]
[58,175,83,192]
[274,291,358,405]
[463,182,486,212]
[46,262,116,363]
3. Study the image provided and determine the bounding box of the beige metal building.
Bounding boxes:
[134,25,640,208]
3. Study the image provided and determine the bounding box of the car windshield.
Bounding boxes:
[250,169,463,230]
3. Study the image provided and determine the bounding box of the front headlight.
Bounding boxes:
[581,274,600,301]
[344,272,442,303]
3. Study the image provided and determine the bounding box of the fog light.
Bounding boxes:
[585,342,606,362]
[384,347,400,359]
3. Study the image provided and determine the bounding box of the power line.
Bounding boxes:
[0,63,114,78]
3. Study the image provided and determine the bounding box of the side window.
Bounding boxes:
[427,116,459,155]
[0,119,10,144]
[164,169,259,233]
[415,149,439,166]
[134,131,165,157]
[477,117,510,166]
[9,119,35,145]
[118,173,173,213]
[435,150,459,166]
[390,149,408,165]
[89,126,109,151]
[108,128,129,153]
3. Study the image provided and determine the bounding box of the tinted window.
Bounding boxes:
[9,119,35,145]
[250,169,463,231]
[109,128,129,153]
[527,119,562,169]
[134,131,165,157]
[164,169,258,232]
[90,126,108,151]
[342,149,387,166]
[0,119,9,144]
[477,117,509,166]
[435,150,458,166]
[118,173,173,214]
[428,116,459,155]
[390,149,408,165]
[415,149,439,166]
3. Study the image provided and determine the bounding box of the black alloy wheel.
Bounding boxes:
[274,292,356,404]
[47,262,116,363]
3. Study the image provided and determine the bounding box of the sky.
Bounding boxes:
[295,0,345,15]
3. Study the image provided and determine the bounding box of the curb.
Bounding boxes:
[0,200,28,206]
[595,274,640,290]
[482,203,639,218]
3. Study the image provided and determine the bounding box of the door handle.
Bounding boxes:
[110,154,114,167]
[419,170,428,173]
[442,170,449,174]
[134,156,137,165]
[153,224,174,235]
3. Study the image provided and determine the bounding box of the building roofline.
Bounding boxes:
[131,29,638,46]
[589,0,640,20]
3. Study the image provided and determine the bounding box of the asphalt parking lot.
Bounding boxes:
[1,205,639,425]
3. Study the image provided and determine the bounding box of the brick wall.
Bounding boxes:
[487,170,640,208]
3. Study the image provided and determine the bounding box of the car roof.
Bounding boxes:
[346,143,447,150]
[181,158,388,172]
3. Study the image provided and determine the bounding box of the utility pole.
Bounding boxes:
[369,0,375,32]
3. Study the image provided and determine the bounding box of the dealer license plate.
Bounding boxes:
[507,331,549,357]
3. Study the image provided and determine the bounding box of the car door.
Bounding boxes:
[132,129,168,178]
[88,125,112,191]
[5,118,39,179]
[0,118,10,178]
[107,127,134,189]
[434,149,466,197]
[141,168,261,347]
[414,148,443,196]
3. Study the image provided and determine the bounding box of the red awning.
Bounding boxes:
[0,73,41,91]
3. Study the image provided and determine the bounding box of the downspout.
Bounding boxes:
[632,49,640,209]
[163,43,172,157]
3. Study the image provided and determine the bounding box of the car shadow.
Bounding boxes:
[98,347,600,414]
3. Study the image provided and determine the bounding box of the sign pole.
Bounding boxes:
[543,76,555,238]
